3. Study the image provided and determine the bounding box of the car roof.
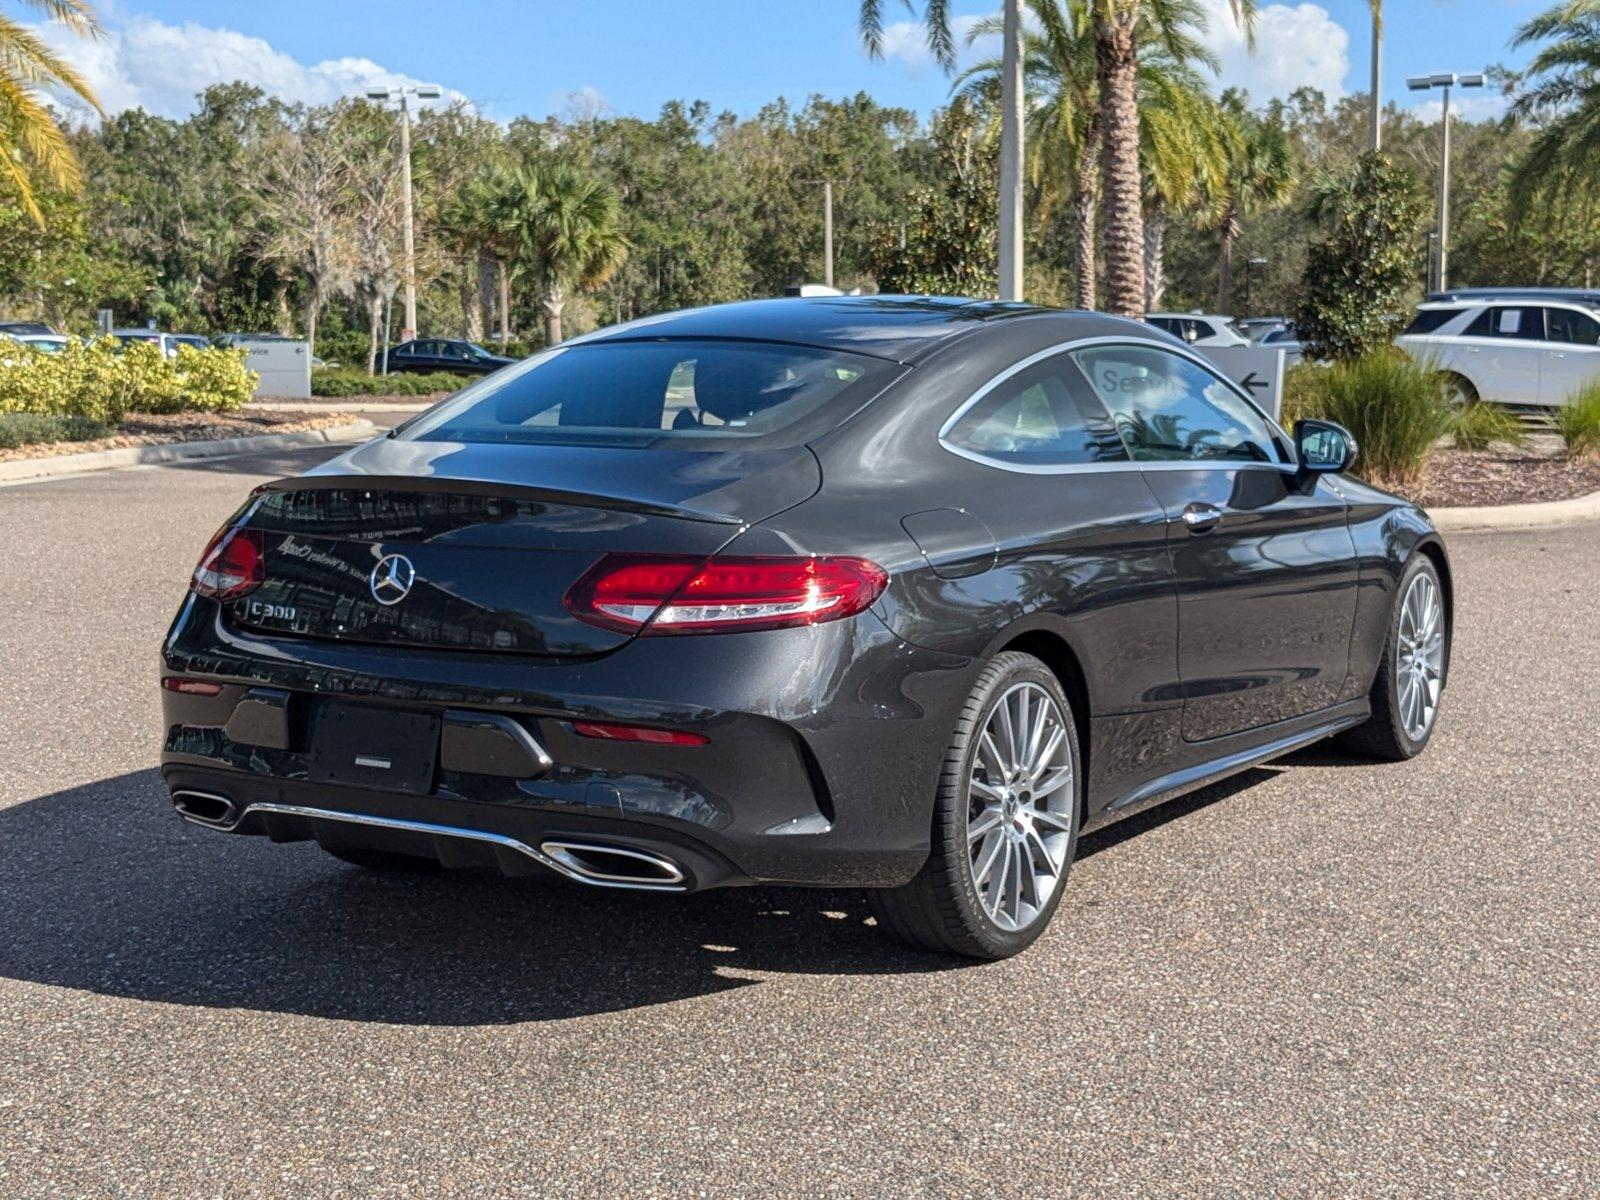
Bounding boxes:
[1425,288,1600,306]
[1146,312,1232,321]
[569,295,1087,363]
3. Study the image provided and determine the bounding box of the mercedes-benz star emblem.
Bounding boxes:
[369,553,416,606]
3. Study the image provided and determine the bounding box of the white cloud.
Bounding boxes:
[1408,90,1509,125]
[32,15,470,121]
[875,13,997,75]
[1196,0,1351,102]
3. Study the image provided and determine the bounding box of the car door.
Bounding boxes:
[1458,306,1543,404]
[1539,306,1600,406]
[1069,341,1359,743]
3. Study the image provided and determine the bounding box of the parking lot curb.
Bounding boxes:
[0,419,377,484]
[1429,488,1600,532]
[247,400,432,414]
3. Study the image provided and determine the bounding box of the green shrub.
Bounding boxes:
[1555,382,1600,459]
[0,411,110,449]
[1285,349,1451,484]
[312,369,464,397]
[1449,401,1528,452]
[0,339,255,422]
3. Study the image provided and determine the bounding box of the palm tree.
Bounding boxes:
[1210,93,1295,313]
[1366,1,1383,149]
[1087,0,1258,319]
[1140,64,1229,311]
[958,0,1221,311]
[505,162,628,346]
[0,0,104,222]
[1509,1,1600,212]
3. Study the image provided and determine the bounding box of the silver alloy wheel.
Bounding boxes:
[966,681,1075,932]
[1396,571,1445,741]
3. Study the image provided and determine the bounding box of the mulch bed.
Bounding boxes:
[1390,446,1600,508]
[0,410,359,463]
[264,393,452,405]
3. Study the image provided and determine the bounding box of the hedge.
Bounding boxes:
[311,369,465,397]
[0,339,256,425]
[0,412,111,449]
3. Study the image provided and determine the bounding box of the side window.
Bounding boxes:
[1070,344,1283,465]
[1403,307,1463,335]
[392,342,414,357]
[1467,307,1543,340]
[943,355,1128,467]
[1546,308,1600,346]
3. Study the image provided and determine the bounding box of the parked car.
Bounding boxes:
[1396,290,1600,406]
[1257,323,1304,368]
[382,338,515,376]
[2,333,71,355]
[1236,316,1290,342]
[1145,312,1251,347]
[111,329,211,358]
[0,320,58,338]
[161,296,1451,960]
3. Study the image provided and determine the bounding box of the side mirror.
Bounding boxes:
[1294,418,1357,475]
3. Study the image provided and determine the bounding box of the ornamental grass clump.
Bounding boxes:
[1554,382,1600,460]
[1449,400,1528,452]
[1283,350,1451,485]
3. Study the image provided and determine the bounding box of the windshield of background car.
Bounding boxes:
[402,339,899,448]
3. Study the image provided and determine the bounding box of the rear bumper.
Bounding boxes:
[160,595,978,889]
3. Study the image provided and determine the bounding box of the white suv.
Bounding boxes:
[1396,290,1600,407]
[1145,313,1251,348]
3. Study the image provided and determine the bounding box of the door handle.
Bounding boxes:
[1179,502,1223,534]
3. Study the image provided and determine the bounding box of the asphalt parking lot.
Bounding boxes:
[1,443,1596,1197]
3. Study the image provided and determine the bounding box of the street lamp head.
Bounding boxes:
[1406,76,1433,92]
[1459,73,1486,89]
[1248,257,1268,267]
[365,85,393,100]
[1429,72,1457,88]
[414,85,443,100]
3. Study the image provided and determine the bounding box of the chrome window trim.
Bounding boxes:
[937,334,1293,476]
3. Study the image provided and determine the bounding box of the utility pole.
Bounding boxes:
[997,0,1024,301]
[823,180,834,289]
[366,82,443,342]
[1407,72,1483,292]
[1369,9,1382,150]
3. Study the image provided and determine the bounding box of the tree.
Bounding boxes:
[251,110,354,351]
[1509,0,1600,212]
[1140,62,1229,311]
[0,0,102,223]
[1087,0,1257,319]
[504,161,628,345]
[866,98,998,295]
[1294,152,1425,361]
[1210,92,1296,312]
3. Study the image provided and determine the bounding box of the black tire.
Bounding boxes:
[1337,554,1448,762]
[869,651,1081,960]
[1443,373,1479,409]
[320,844,443,874]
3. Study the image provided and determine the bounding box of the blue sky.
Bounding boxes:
[42,1,1546,125]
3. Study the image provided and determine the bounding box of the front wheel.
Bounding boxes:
[1339,554,1448,761]
[869,652,1081,960]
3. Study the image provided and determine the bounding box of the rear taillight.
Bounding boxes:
[191,526,264,600]
[571,721,709,746]
[564,554,888,636]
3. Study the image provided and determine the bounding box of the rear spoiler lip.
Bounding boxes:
[250,473,746,526]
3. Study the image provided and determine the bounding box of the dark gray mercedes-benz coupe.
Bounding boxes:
[161,296,1451,959]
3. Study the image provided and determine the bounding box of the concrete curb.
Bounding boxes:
[0,419,377,484]
[247,400,432,414]
[1429,488,1600,532]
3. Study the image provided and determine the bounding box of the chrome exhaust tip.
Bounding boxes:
[539,840,686,889]
[171,789,238,829]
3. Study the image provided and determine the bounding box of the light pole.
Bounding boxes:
[997,0,1024,302]
[366,82,443,342]
[1244,257,1267,317]
[799,179,839,288]
[1407,72,1484,292]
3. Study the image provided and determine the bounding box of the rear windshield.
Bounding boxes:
[1403,307,1462,335]
[402,339,896,448]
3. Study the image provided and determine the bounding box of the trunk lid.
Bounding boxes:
[226,439,818,657]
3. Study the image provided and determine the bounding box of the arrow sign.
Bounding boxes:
[1239,371,1268,395]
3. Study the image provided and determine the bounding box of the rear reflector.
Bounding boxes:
[564,554,888,636]
[571,721,709,746]
[191,526,264,601]
[162,677,223,696]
